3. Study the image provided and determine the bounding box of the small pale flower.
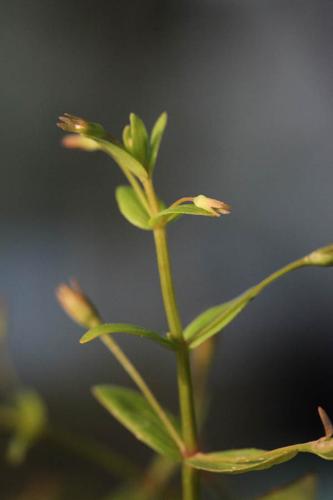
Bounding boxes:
[57,113,89,133]
[304,244,333,267]
[193,195,231,216]
[56,279,101,328]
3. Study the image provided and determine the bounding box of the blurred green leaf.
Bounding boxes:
[128,113,149,166]
[148,112,168,174]
[149,205,214,227]
[259,474,316,499]
[93,385,181,461]
[122,124,132,151]
[184,258,305,349]
[186,432,333,473]
[99,139,148,180]
[116,186,151,230]
[80,323,176,350]
[7,390,47,465]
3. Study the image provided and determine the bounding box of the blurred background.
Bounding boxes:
[0,0,332,498]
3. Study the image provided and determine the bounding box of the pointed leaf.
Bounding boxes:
[129,113,149,165]
[80,323,176,350]
[99,139,148,180]
[149,112,168,174]
[116,186,151,230]
[259,474,316,500]
[184,294,250,349]
[93,385,181,461]
[122,125,132,152]
[184,258,306,349]
[149,205,215,227]
[187,432,333,474]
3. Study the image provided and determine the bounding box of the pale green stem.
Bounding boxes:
[169,197,194,209]
[143,179,200,500]
[100,334,185,453]
[119,167,150,213]
[191,258,307,345]
[249,258,306,296]
[101,144,150,213]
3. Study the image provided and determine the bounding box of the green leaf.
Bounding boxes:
[184,258,306,349]
[129,113,149,166]
[115,186,151,230]
[149,112,168,174]
[7,390,47,465]
[184,293,250,349]
[80,323,176,350]
[149,205,214,227]
[122,125,132,151]
[259,474,316,500]
[93,385,181,461]
[99,139,148,181]
[186,433,333,474]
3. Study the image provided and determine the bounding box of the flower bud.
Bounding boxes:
[193,195,231,216]
[57,113,105,138]
[56,280,101,328]
[62,134,100,152]
[304,244,333,267]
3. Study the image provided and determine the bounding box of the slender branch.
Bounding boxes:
[100,334,185,453]
[169,197,194,209]
[118,166,150,214]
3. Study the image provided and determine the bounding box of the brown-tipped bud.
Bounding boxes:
[193,194,231,216]
[57,113,89,133]
[57,113,106,138]
[304,245,333,267]
[62,134,100,152]
[56,280,101,328]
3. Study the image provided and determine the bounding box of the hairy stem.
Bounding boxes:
[144,179,200,500]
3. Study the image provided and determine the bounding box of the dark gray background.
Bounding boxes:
[0,0,332,498]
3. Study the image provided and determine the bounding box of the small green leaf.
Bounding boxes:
[185,257,306,349]
[7,390,47,465]
[93,385,181,461]
[259,474,316,500]
[116,186,151,230]
[122,125,132,152]
[80,323,176,350]
[149,112,168,174]
[187,432,333,474]
[99,139,148,181]
[129,113,149,166]
[149,205,214,227]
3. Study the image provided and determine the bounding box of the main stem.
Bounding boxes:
[144,180,200,500]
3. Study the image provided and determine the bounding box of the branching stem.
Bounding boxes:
[144,178,200,500]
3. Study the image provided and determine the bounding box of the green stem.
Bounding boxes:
[249,258,305,295]
[100,334,185,453]
[144,179,200,500]
[120,167,150,213]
